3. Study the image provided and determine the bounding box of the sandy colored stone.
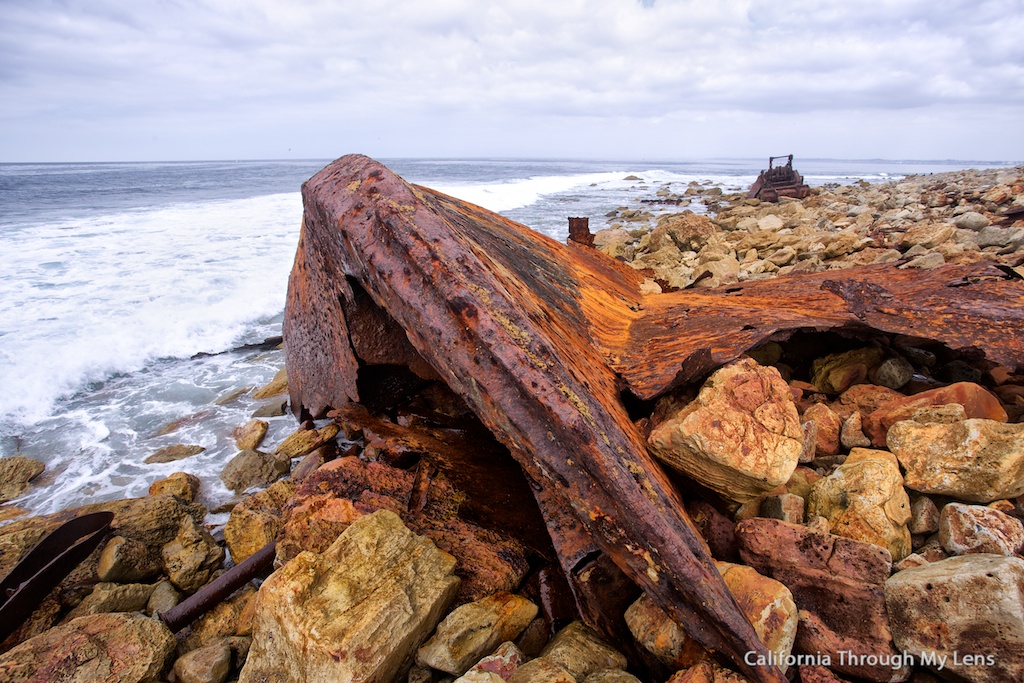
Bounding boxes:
[887,415,1024,503]
[508,658,576,683]
[0,456,44,503]
[666,661,748,683]
[220,448,290,494]
[625,561,796,673]
[173,641,232,683]
[802,402,841,456]
[760,493,804,525]
[865,382,1006,447]
[885,554,1024,683]
[64,582,156,621]
[939,502,1024,556]
[540,622,627,681]
[233,419,269,451]
[147,579,181,616]
[454,641,525,683]
[144,444,206,464]
[273,422,340,459]
[582,671,642,683]
[810,347,885,394]
[238,509,460,683]
[647,358,803,502]
[96,535,162,583]
[0,612,175,683]
[252,367,288,399]
[899,223,955,250]
[162,515,225,592]
[417,592,538,675]
[225,479,295,563]
[840,411,872,449]
[178,585,256,653]
[907,496,940,536]
[148,471,201,502]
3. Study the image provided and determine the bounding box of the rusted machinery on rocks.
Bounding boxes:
[747,155,811,202]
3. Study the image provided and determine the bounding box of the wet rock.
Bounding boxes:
[144,444,206,464]
[887,413,1024,503]
[251,367,287,399]
[251,400,288,418]
[219,448,290,494]
[290,447,326,483]
[802,403,841,456]
[647,358,803,503]
[539,622,627,681]
[0,612,175,682]
[736,518,907,682]
[865,382,1007,446]
[148,471,201,502]
[64,582,156,620]
[0,456,44,503]
[238,510,460,683]
[233,419,268,451]
[173,641,232,683]
[97,535,162,583]
[225,479,295,563]
[273,422,340,459]
[907,496,940,536]
[625,561,796,672]
[885,554,1024,683]
[939,502,1024,556]
[417,592,538,675]
[806,448,912,561]
[810,347,885,394]
[162,515,225,592]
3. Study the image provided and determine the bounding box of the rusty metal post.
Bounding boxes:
[567,217,594,247]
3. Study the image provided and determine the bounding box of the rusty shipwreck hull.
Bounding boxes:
[284,155,1024,682]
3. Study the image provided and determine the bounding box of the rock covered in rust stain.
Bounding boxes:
[864,382,1007,447]
[283,155,1024,683]
[884,554,1024,683]
[938,502,1024,556]
[647,357,804,503]
[278,456,529,602]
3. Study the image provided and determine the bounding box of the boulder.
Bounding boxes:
[625,562,796,672]
[887,415,1024,503]
[97,535,162,583]
[224,479,296,563]
[938,502,1024,556]
[0,456,44,503]
[161,515,225,592]
[539,622,627,682]
[233,419,268,451]
[736,518,908,682]
[760,493,804,525]
[647,358,803,502]
[666,661,748,683]
[839,412,872,450]
[147,580,181,616]
[865,382,1006,447]
[954,211,991,230]
[508,658,576,683]
[173,641,232,683]
[178,585,256,653]
[148,472,201,502]
[806,449,912,561]
[885,555,1024,682]
[417,592,538,675]
[64,582,156,620]
[252,367,288,399]
[869,357,914,391]
[454,641,525,683]
[273,422,340,459]
[899,223,954,250]
[907,496,940,536]
[0,612,175,682]
[831,384,903,421]
[582,670,643,683]
[802,403,841,456]
[144,444,206,464]
[238,509,460,683]
[810,347,885,395]
[219,448,290,494]
[650,213,716,253]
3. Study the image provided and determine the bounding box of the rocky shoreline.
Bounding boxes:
[1,164,1023,683]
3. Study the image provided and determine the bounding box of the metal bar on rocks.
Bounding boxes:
[158,540,276,633]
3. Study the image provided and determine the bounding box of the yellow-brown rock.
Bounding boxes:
[252,368,287,399]
[806,448,912,561]
[810,347,885,395]
[667,661,749,683]
[625,562,796,673]
[417,592,538,675]
[0,456,44,504]
[273,422,340,459]
[225,479,295,563]
[238,509,459,683]
[887,415,1024,503]
[148,472,200,502]
[539,622,627,682]
[233,419,268,451]
[161,515,225,592]
[647,358,803,503]
[802,403,841,456]
[864,382,1007,447]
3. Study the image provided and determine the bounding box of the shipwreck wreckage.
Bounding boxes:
[747,155,811,202]
[283,155,1024,682]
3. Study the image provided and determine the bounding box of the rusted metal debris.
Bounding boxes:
[284,155,1024,682]
[747,154,811,202]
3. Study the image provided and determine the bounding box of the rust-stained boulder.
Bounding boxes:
[806,448,912,561]
[887,414,1024,503]
[885,554,1024,683]
[864,382,1007,446]
[736,518,908,683]
[225,479,295,563]
[417,592,538,675]
[810,347,885,394]
[238,509,460,683]
[625,561,796,672]
[647,358,803,503]
[802,402,842,456]
[938,502,1024,556]
[0,612,175,683]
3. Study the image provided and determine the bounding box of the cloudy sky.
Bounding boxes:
[1,0,1022,162]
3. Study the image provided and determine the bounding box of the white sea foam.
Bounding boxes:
[428,171,633,212]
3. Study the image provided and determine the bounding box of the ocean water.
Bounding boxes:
[0,156,1013,516]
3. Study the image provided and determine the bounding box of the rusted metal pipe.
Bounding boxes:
[158,540,276,632]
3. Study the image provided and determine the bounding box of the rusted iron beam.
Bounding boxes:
[568,217,594,247]
[286,155,785,682]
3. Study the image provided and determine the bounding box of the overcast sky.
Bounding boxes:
[2,0,1022,162]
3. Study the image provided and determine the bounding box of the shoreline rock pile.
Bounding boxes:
[1,165,1023,683]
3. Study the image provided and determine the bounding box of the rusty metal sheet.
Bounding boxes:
[286,155,785,682]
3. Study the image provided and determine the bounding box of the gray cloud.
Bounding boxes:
[1,0,1021,160]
